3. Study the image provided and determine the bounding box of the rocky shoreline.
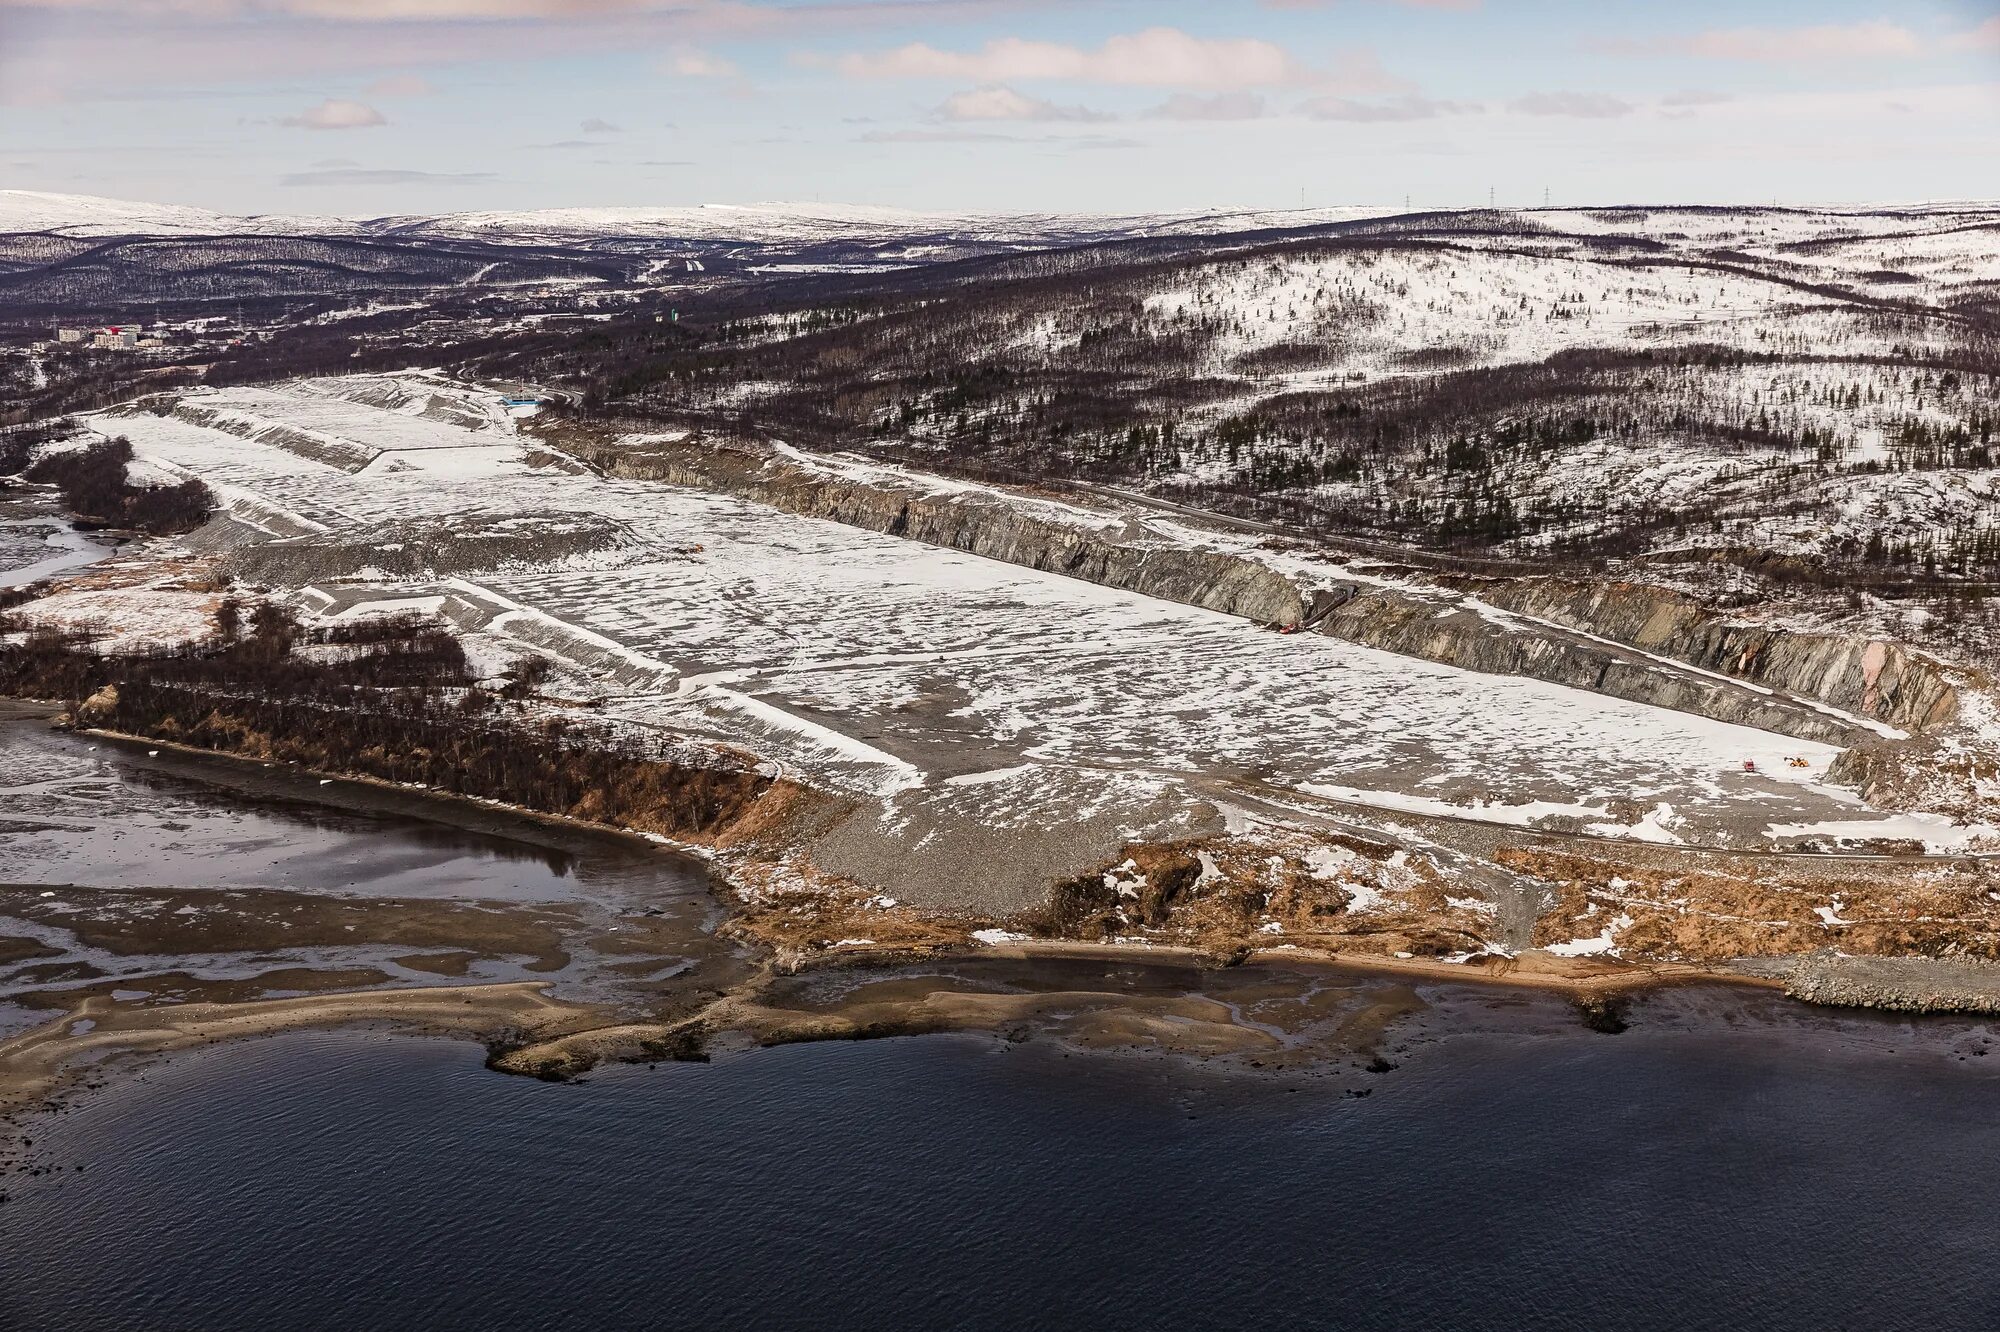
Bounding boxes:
[3,713,1996,1121]
[0,712,1992,1128]
[1785,950,2000,1015]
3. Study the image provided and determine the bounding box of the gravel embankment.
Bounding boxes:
[1786,949,2000,1014]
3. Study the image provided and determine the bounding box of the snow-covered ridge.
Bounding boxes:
[0,190,360,239]
[0,189,1405,244]
[392,202,1412,245]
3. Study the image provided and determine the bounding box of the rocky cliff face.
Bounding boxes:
[567,430,1960,749]
[1452,577,1960,736]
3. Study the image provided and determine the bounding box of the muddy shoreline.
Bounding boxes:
[1,710,1995,1122]
[71,720,708,864]
[68,717,1970,1010]
[43,722,1800,997]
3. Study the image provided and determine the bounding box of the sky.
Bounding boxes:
[2,0,1997,217]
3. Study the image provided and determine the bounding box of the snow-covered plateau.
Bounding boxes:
[0,189,1446,244]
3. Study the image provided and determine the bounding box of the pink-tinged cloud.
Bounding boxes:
[664,45,738,76]
[1597,20,1925,63]
[0,0,1032,21]
[281,97,388,128]
[932,85,1113,123]
[829,27,1328,90]
[2,0,722,16]
[0,0,1038,103]
[1947,17,2000,53]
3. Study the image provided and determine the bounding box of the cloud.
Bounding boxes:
[0,0,1048,32]
[664,46,738,77]
[1508,91,1633,118]
[1145,91,1268,120]
[0,2,1097,104]
[1302,93,1478,121]
[1596,21,1924,63]
[362,73,434,96]
[280,167,493,185]
[825,27,1327,90]
[932,85,1113,123]
[310,156,361,167]
[0,0,893,17]
[579,117,621,133]
[280,97,387,129]
[1264,0,1479,8]
[1948,17,2000,52]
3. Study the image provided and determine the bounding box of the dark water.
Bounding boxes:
[0,722,669,901]
[5,1022,1998,1332]
[0,720,734,1034]
[0,514,114,591]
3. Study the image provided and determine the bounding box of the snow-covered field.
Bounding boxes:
[1119,228,1999,388]
[1136,245,1829,375]
[63,374,1916,869]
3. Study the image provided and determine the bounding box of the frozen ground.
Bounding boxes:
[47,373,1943,914]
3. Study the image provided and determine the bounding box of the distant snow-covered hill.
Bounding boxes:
[9,189,2000,265]
[0,190,359,238]
[0,188,1406,244]
[384,202,1413,247]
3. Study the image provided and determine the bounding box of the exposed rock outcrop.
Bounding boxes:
[1453,576,1959,736]
[1826,695,2000,827]
[227,513,644,585]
